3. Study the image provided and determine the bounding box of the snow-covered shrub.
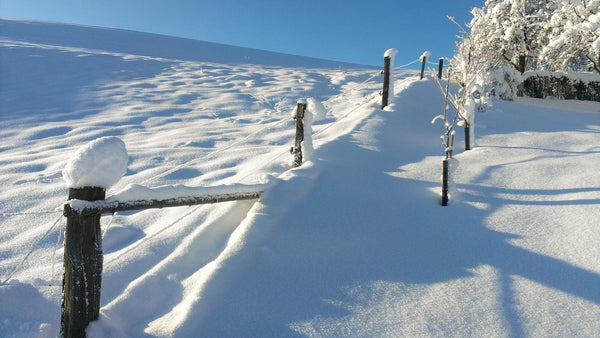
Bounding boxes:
[519,71,600,101]
[482,64,523,101]
[458,0,599,104]
[447,15,503,148]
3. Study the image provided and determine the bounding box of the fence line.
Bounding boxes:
[1,69,382,294]
[64,190,265,217]
[51,218,66,280]
[0,214,63,285]
[5,54,402,336]
[140,70,383,186]
[58,101,309,336]
[57,76,389,334]
[1,210,61,216]
[138,116,292,186]
[235,90,382,188]
[346,71,385,92]
[136,70,382,188]
[103,205,203,269]
[394,58,421,69]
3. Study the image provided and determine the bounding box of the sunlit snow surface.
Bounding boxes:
[1,19,599,337]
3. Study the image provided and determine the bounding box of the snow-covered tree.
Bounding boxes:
[541,0,600,73]
[450,0,599,105]
[447,16,504,148]
[468,0,556,74]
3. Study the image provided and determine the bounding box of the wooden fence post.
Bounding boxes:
[420,55,427,80]
[61,186,105,338]
[441,158,449,206]
[438,58,444,79]
[292,102,306,167]
[464,122,471,151]
[381,55,391,109]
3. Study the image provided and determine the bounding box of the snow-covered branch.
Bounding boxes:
[64,182,271,216]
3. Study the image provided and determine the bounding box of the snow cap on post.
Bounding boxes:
[383,48,399,104]
[384,48,398,62]
[420,50,431,61]
[292,98,307,118]
[306,97,327,121]
[62,136,128,189]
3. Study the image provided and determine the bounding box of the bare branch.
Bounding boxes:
[585,54,600,74]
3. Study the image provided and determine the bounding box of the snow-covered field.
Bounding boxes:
[1,18,599,337]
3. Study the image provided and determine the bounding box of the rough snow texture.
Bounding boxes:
[62,136,128,189]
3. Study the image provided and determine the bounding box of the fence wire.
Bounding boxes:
[1,214,63,285]
[137,69,384,187]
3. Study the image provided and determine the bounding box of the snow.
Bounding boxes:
[306,97,327,122]
[384,48,398,59]
[522,69,600,83]
[1,18,600,338]
[106,182,271,203]
[62,136,128,189]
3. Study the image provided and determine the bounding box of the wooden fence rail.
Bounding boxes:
[63,191,263,217]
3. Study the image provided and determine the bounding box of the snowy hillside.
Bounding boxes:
[1,18,599,337]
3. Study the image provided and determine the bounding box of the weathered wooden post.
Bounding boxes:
[60,136,128,337]
[292,102,306,167]
[438,58,444,79]
[419,51,431,80]
[441,158,449,206]
[448,131,454,159]
[62,187,105,338]
[381,55,391,109]
[441,131,454,206]
[464,122,471,151]
[381,48,398,109]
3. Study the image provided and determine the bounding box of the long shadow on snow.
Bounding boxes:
[173,80,599,336]
[0,283,58,334]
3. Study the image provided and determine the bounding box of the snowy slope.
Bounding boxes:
[0,18,375,69]
[1,18,600,337]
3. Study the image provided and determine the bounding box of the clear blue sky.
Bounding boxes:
[0,0,484,67]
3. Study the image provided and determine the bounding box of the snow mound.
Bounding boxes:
[306,97,327,121]
[62,137,128,189]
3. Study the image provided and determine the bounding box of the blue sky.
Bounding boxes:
[1,0,484,67]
